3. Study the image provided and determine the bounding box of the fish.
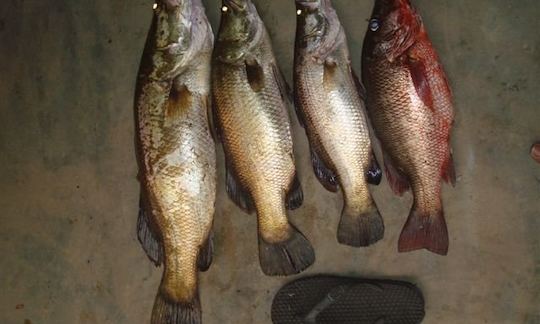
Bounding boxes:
[212,0,315,276]
[134,0,216,323]
[362,0,455,255]
[293,0,384,247]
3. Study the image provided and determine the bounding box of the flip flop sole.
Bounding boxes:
[271,275,425,324]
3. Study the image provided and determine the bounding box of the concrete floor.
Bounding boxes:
[1,0,539,323]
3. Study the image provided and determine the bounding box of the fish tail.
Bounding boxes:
[258,224,315,276]
[151,290,201,324]
[337,202,384,247]
[398,206,449,255]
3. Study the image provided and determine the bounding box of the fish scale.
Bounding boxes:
[214,60,295,239]
[213,0,314,276]
[362,0,455,255]
[294,0,384,247]
[135,1,216,323]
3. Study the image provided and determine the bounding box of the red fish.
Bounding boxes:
[362,0,455,255]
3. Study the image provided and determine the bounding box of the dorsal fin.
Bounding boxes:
[271,63,293,104]
[351,68,367,101]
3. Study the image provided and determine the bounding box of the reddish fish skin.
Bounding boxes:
[362,0,455,255]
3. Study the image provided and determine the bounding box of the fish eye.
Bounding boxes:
[222,6,228,12]
[297,9,302,16]
[369,18,380,32]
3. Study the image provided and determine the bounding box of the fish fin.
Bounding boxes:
[351,68,367,101]
[322,59,339,89]
[205,95,218,143]
[442,152,456,186]
[407,56,434,112]
[245,59,265,92]
[210,94,222,141]
[383,11,420,62]
[383,153,409,196]
[258,224,315,276]
[286,174,304,210]
[398,206,449,255]
[272,63,294,104]
[293,89,306,128]
[337,203,384,247]
[367,152,383,185]
[311,147,339,193]
[151,291,201,324]
[226,161,255,214]
[137,195,163,266]
[166,83,192,118]
[197,230,214,272]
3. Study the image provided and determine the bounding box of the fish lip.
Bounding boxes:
[296,0,318,5]
[159,0,182,11]
[224,0,246,12]
[217,51,245,64]
[296,0,320,10]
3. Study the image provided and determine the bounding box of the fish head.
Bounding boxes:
[363,0,422,62]
[152,0,197,55]
[295,0,341,54]
[215,0,262,64]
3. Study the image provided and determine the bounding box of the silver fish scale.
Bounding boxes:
[136,11,216,305]
[213,41,296,244]
[295,45,374,213]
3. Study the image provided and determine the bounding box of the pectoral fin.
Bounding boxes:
[246,59,265,93]
[407,57,434,112]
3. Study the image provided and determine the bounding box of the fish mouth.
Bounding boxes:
[296,0,320,10]
[159,0,182,10]
[224,0,247,12]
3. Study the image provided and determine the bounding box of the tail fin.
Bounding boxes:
[258,224,315,276]
[337,204,384,247]
[151,291,201,324]
[398,207,448,255]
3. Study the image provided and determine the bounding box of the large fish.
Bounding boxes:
[135,0,216,323]
[212,0,314,276]
[293,0,384,247]
[362,0,455,255]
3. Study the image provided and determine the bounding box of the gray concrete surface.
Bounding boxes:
[1,0,539,323]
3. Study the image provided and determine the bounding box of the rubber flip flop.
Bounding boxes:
[531,143,540,164]
[271,275,425,324]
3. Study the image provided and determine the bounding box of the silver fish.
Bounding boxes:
[294,0,384,247]
[212,0,315,276]
[135,0,216,323]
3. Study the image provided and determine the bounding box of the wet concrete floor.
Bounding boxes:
[0,0,539,323]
